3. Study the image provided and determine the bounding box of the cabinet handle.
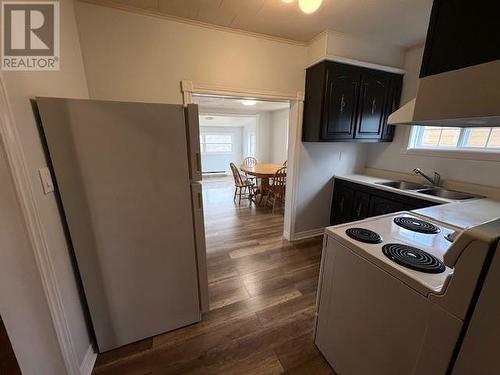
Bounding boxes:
[371,98,377,115]
[340,94,346,114]
[339,196,345,212]
[356,202,362,218]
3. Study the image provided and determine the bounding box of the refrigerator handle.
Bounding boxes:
[196,152,202,176]
[185,104,202,182]
[197,190,203,209]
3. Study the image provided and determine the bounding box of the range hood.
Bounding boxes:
[388,59,500,127]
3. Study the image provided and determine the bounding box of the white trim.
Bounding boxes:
[283,98,303,241]
[181,80,303,241]
[0,73,84,374]
[80,343,98,375]
[79,0,307,47]
[183,81,299,102]
[403,147,500,162]
[290,227,325,241]
[306,54,406,74]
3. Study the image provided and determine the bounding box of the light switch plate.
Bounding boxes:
[38,167,55,194]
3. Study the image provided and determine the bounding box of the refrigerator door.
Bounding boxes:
[185,104,202,182]
[191,182,209,312]
[36,98,201,352]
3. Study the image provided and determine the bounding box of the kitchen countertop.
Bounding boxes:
[335,174,500,229]
[415,200,500,229]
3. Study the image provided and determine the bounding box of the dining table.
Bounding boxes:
[240,163,285,205]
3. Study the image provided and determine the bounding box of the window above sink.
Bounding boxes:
[404,126,500,162]
[410,126,500,151]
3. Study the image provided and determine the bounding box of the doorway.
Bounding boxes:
[192,94,293,311]
[194,95,290,213]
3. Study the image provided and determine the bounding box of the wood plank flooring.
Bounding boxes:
[92,177,333,375]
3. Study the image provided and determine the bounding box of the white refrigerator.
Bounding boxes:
[35,98,209,352]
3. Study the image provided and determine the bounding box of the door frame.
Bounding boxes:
[181,80,304,240]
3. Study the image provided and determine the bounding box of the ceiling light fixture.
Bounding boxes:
[240,100,258,106]
[298,0,323,14]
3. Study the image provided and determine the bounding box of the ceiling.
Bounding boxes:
[194,95,290,113]
[86,0,433,46]
[199,114,256,127]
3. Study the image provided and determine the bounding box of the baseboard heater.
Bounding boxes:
[202,171,228,177]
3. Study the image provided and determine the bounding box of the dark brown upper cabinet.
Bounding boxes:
[302,61,403,143]
[420,0,500,78]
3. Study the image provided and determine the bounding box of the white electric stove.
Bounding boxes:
[315,212,496,375]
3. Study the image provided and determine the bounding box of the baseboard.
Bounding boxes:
[283,230,291,241]
[80,343,97,375]
[291,227,325,241]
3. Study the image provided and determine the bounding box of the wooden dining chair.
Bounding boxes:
[230,162,255,205]
[283,160,287,166]
[265,166,287,214]
[242,157,258,183]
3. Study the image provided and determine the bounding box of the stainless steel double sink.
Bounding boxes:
[375,181,482,201]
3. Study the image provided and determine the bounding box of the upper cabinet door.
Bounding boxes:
[420,0,500,77]
[355,73,390,139]
[381,75,403,141]
[322,63,360,140]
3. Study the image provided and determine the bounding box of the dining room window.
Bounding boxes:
[248,132,256,157]
[409,126,500,151]
[200,133,233,154]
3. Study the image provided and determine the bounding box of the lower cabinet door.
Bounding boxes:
[369,196,405,217]
[331,184,355,225]
[352,191,370,221]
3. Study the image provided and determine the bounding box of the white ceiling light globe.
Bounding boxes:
[298,0,323,14]
[240,100,257,106]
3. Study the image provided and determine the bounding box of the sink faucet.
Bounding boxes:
[413,168,441,186]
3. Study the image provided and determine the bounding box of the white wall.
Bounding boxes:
[325,30,405,68]
[200,126,243,173]
[75,3,307,104]
[0,144,67,375]
[366,45,500,188]
[256,112,272,162]
[270,109,289,164]
[295,143,368,233]
[0,0,92,372]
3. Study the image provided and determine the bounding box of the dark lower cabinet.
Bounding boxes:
[330,178,439,225]
[302,60,403,143]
